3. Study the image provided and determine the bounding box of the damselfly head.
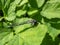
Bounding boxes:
[30,19,38,26]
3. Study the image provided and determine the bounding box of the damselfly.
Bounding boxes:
[7,19,38,28]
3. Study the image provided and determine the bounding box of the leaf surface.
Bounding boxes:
[41,0,60,19]
[20,24,48,45]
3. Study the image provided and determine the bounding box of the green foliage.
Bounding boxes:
[0,0,60,45]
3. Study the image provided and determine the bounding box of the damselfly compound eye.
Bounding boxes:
[30,19,38,26]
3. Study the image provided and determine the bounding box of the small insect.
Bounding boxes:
[7,19,38,28]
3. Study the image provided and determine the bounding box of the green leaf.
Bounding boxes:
[47,23,60,40]
[0,0,60,45]
[0,17,3,21]
[36,0,45,8]
[20,24,48,45]
[14,24,32,34]
[4,13,16,21]
[8,0,21,13]
[0,0,5,8]
[1,0,10,15]
[27,7,38,16]
[0,0,22,18]
[41,0,60,19]
[4,0,21,21]
[6,34,24,45]
[18,0,28,7]
[16,10,26,17]
[0,28,13,45]
[28,0,45,8]
[4,0,10,9]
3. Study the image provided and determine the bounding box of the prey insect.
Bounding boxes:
[7,19,38,28]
